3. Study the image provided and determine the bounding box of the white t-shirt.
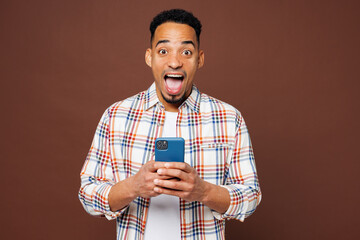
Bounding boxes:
[143,111,181,240]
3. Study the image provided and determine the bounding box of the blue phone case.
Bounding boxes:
[155,137,185,162]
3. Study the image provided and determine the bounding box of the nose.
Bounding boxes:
[167,53,183,69]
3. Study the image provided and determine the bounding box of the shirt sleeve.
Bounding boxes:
[78,107,128,220]
[212,113,262,222]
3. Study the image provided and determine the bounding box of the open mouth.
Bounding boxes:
[164,73,184,95]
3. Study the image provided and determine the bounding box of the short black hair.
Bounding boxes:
[150,9,202,45]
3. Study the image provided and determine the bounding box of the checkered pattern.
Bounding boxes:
[79,83,261,240]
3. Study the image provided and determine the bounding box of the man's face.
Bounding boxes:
[145,22,204,111]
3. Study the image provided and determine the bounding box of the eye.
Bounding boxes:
[182,50,192,56]
[159,49,167,55]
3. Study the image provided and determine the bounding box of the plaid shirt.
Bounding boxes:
[79,83,261,240]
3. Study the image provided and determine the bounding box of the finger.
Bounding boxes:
[153,186,182,197]
[153,161,167,170]
[153,186,193,201]
[145,160,168,173]
[157,168,186,180]
[154,178,187,191]
[149,191,161,198]
[144,160,158,172]
[163,162,192,173]
[156,174,176,180]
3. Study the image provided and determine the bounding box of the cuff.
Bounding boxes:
[211,185,248,222]
[94,183,129,220]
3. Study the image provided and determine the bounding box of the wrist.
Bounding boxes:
[199,182,230,214]
[125,175,138,199]
[108,176,138,212]
[199,180,212,204]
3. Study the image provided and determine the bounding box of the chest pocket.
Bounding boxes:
[189,142,232,185]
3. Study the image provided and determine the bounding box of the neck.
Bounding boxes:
[164,105,179,112]
[161,100,180,112]
[156,89,190,112]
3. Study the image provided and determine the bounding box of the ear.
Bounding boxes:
[197,50,204,69]
[145,48,152,67]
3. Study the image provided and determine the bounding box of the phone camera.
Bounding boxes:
[156,140,168,150]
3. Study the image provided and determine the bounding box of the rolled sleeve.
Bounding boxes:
[78,106,129,220]
[212,185,256,222]
[212,112,261,222]
[78,175,129,220]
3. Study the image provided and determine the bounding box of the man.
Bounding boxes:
[79,9,261,240]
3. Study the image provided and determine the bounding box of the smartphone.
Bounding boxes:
[155,137,185,162]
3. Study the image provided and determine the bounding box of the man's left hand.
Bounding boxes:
[153,162,208,202]
[153,162,230,214]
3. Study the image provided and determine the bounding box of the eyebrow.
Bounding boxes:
[182,40,195,48]
[155,40,196,48]
[155,40,169,47]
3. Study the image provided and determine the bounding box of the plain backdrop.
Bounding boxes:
[1,0,359,239]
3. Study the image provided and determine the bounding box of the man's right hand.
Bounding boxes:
[108,160,169,212]
[132,160,165,198]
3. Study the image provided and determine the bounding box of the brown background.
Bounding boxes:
[1,0,359,239]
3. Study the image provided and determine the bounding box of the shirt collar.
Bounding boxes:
[180,85,201,113]
[144,82,201,113]
[144,83,159,111]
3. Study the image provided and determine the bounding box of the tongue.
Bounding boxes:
[165,78,182,94]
